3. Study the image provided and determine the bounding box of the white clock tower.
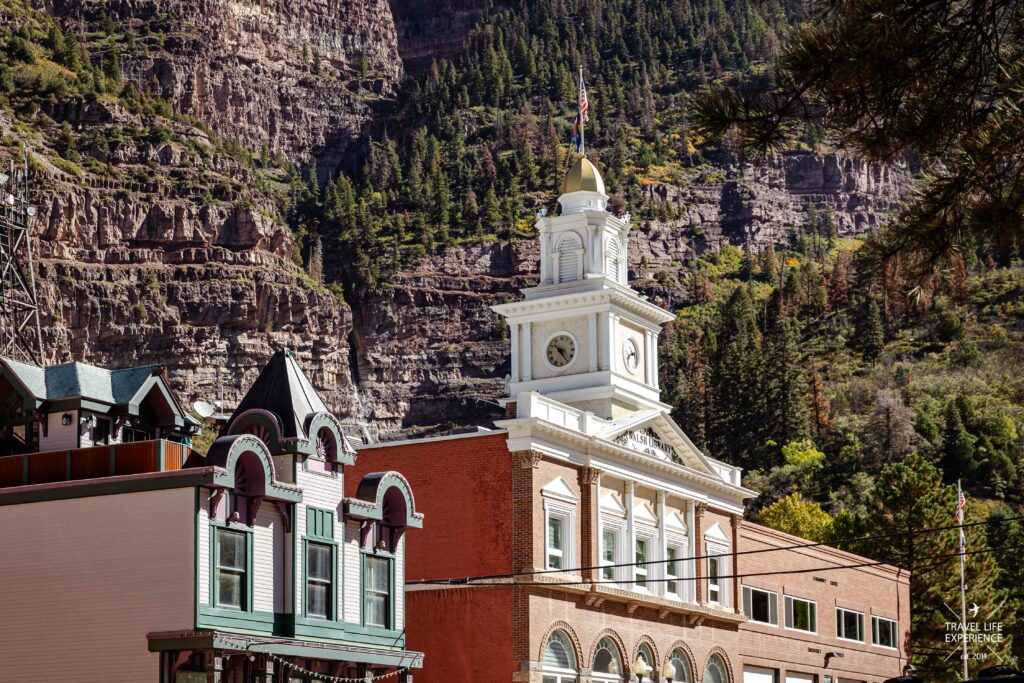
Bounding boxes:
[492,156,675,420]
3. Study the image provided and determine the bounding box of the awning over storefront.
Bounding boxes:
[147,630,424,669]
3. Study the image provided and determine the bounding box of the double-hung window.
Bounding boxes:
[742,586,779,625]
[707,555,723,603]
[306,542,333,619]
[665,545,683,598]
[837,607,865,642]
[215,529,247,610]
[364,555,391,629]
[547,514,566,570]
[634,538,649,589]
[601,528,618,580]
[872,616,898,649]
[785,595,817,632]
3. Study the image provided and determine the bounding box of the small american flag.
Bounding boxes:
[579,79,590,123]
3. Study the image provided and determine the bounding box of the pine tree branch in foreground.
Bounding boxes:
[690,0,1024,296]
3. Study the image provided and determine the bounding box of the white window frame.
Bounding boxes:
[784,595,818,633]
[742,585,779,625]
[872,615,898,649]
[706,542,729,606]
[633,527,657,592]
[544,500,576,573]
[664,538,686,600]
[836,607,865,643]
[600,518,625,583]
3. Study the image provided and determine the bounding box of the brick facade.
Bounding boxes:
[354,432,910,683]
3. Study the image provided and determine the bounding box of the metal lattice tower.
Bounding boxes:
[0,152,44,365]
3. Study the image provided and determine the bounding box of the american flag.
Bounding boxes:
[579,79,590,123]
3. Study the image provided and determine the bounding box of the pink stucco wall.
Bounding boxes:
[0,487,196,681]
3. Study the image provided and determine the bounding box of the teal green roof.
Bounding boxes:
[0,356,161,405]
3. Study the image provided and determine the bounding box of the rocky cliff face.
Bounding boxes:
[345,152,907,437]
[51,0,403,169]
[7,2,909,441]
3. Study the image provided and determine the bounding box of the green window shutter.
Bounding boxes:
[306,507,335,540]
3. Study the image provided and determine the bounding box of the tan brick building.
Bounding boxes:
[350,156,911,683]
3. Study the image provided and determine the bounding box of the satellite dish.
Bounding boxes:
[192,400,216,419]
[26,206,36,217]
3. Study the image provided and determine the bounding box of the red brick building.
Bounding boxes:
[349,157,910,683]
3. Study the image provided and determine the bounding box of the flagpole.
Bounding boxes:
[958,479,969,680]
[578,64,585,156]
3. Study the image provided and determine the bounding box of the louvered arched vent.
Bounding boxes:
[557,233,583,283]
[606,237,621,282]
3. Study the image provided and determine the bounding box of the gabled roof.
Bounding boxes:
[227,350,329,441]
[0,356,163,406]
[595,410,718,476]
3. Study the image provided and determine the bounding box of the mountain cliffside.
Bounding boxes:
[50,0,402,168]
[2,0,909,440]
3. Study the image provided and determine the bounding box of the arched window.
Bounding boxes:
[542,630,577,683]
[669,649,693,682]
[557,233,583,283]
[704,655,728,683]
[636,643,655,674]
[592,636,623,682]
[606,236,621,282]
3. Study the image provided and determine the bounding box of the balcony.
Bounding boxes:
[0,439,192,488]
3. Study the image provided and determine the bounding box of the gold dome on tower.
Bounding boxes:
[561,156,606,195]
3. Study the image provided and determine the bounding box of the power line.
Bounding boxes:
[409,541,1024,589]
[408,512,1024,586]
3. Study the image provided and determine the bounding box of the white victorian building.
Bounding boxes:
[357,155,909,683]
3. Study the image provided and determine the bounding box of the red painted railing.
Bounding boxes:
[0,439,192,488]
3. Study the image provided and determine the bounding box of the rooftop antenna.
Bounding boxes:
[0,148,44,365]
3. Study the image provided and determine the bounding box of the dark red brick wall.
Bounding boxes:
[406,586,514,682]
[347,432,514,580]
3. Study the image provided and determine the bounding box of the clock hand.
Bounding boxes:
[558,347,569,362]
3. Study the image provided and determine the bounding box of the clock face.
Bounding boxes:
[546,334,577,368]
[623,338,640,372]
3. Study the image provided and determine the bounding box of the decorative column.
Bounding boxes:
[579,467,601,581]
[694,502,707,603]
[731,514,742,613]
[599,313,611,371]
[686,500,696,602]
[644,330,655,385]
[588,313,599,372]
[512,450,542,673]
[625,481,636,585]
[539,228,551,285]
[609,314,620,372]
[552,252,561,284]
[510,322,521,383]
[522,322,533,381]
[656,491,667,597]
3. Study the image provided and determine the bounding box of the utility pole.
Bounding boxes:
[0,150,44,365]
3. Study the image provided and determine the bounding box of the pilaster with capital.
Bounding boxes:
[731,514,742,613]
[579,466,601,581]
[694,501,707,603]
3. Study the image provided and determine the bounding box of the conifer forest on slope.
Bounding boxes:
[2,0,1023,671]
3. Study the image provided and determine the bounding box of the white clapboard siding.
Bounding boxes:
[0,488,195,682]
[344,520,362,623]
[198,490,210,605]
[40,410,78,451]
[295,467,345,618]
[395,535,405,628]
[252,504,284,613]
